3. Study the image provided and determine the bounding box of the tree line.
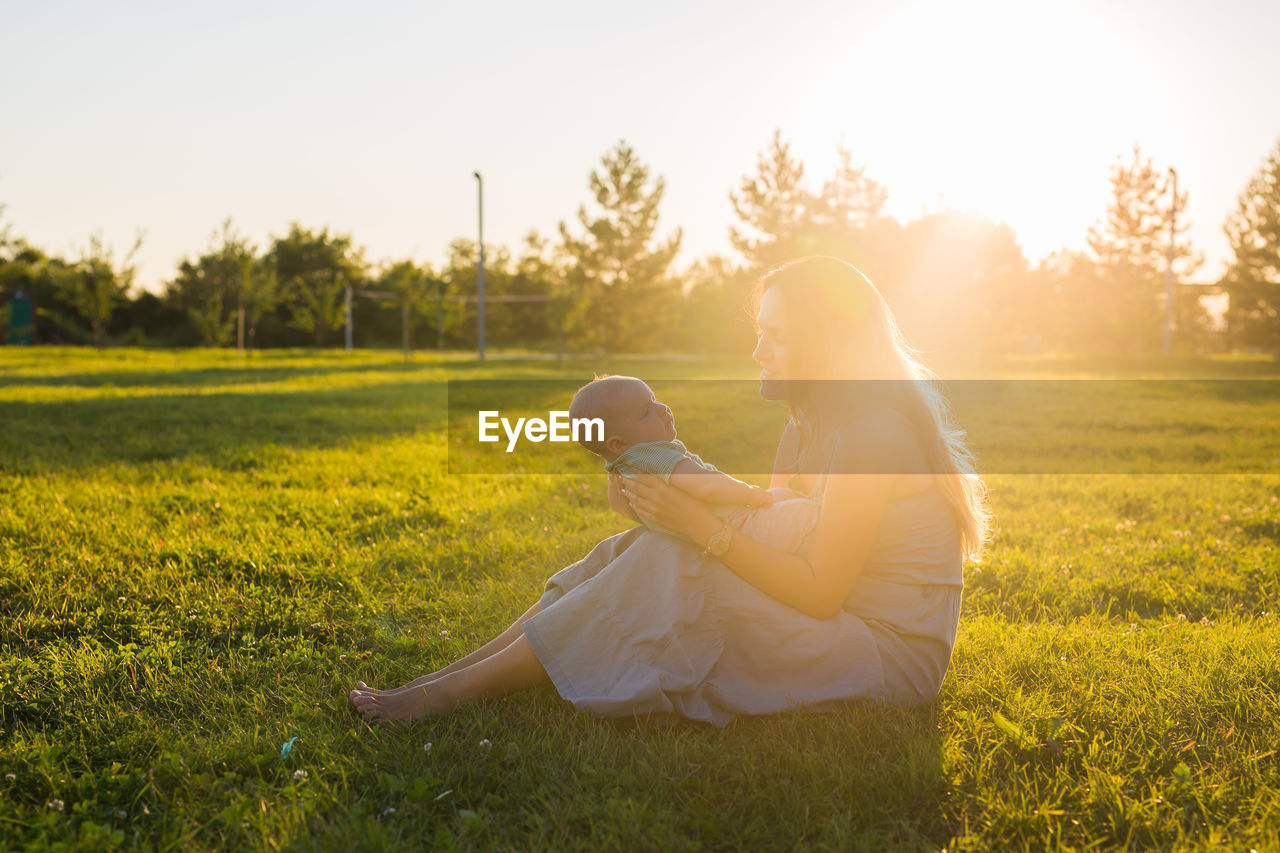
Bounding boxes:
[3,132,1280,359]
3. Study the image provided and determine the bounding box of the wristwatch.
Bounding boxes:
[701,520,735,558]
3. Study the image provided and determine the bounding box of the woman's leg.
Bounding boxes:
[350,599,543,696]
[350,633,549,722]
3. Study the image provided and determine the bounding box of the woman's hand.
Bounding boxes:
[616,469,720,542]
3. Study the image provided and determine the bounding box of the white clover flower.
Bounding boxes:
[293,769,308,780]
[439,629,449,638]
[3,774,14,782]
[478,738,492,752]
[47,799,64,812]
[423,742,433,753]
[382,806,397,817]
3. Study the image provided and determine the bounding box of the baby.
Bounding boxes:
[569,374,820,555]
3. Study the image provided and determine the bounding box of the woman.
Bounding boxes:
[349,256,989,726]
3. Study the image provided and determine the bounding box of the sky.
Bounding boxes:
[2,0,1278,294]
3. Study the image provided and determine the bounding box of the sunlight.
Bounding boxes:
[792,0,1172,260]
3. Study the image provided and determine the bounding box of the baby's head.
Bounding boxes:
[569,375,677,461]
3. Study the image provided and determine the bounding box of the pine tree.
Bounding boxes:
[1085,146,1199,355]
[809,144,897,285]
[816,144,888,233]
[558,140,682,354]
[728,130,816,274]
[1222,137,1280,352]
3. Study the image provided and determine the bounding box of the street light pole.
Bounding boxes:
[344,280,353,352]
[1164,167,1177,356]
[474,171,486,361]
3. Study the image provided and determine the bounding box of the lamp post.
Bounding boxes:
[1163,167,1177,356]
[474,170,485,361]
[344,279,353,352]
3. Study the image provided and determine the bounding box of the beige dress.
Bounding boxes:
[521,469,964,727]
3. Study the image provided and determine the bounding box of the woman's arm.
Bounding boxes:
[622,412,919,620]
[722,479,896,619]
[640,471,895,620]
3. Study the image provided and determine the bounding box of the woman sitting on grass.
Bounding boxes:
[349,255,989,726]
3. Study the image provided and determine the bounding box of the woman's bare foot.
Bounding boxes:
[349,682,455,723]
[348,634,547,725]
[350,678,420,695]
[350,669,444,696]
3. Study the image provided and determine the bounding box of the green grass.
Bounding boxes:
[1,347,1279,851]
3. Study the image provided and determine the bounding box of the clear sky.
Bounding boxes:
[3,0,1278,293]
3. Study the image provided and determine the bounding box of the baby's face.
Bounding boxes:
[607,379,677,449]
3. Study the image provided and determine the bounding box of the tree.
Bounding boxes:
[1086,146,1200,355]
[729,130,817,273]
[269,224,364,347]
[0,203,13,257]
[1035,249,1109,353]
[188,287,234,346]
[371,259,434,351]
[1,209,35,342]
[674,255,756,355]
[815,144,888,233]
[166,219,263,347]
[559,140,683,354]
[511,230,564,352]
[57,230,144,348]
[1222,137,1280,352]
[887,211,1028,364]
[438,239,497,350]
[237,254,280,352]
[808,144,899,285]
[0,232,86,345]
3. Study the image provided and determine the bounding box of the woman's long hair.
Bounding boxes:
[747,256,990,562]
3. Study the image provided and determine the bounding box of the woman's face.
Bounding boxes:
[753,287,790,379]
[753,287,796,395]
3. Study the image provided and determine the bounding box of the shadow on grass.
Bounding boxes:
[0,354,598,389]
[330,689,952,849]
[1244,518,1280,545]
[0,380,449,474]
[0,362,430,389]
[599,702,953,846]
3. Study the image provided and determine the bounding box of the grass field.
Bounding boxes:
[2,347,1279,851]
